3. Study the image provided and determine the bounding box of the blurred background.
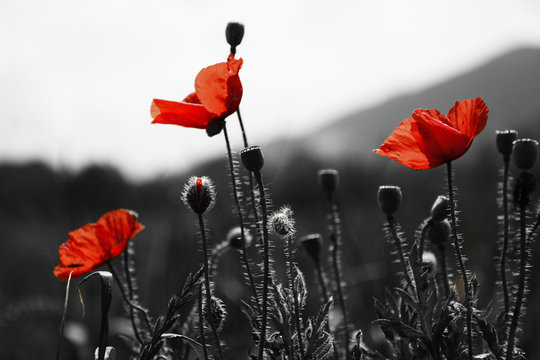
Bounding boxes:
[1,0,540,358]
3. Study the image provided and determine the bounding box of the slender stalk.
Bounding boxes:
[438,244,450,298]
[198,284,210,360]
[287,235,306,360]
[314,259,329,304]
[56,272,73,360]
[123,246,152,337]
[500,159,511,315]
[254,171,270,360]
[446,161,473,360]
[223,123,260,308]
[106,262,149,344]
[387,215,414,291]
[197,213,224,360]
[418,220,432,263]
[506,190,528,360]
[327,196,350,359]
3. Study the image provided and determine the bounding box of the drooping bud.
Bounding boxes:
[428,219,451,245]
[496,130,518,159]
[421,251,438,277]
[203,296,227,332]
[182,176,216,214]
[268,206,295,236]
[318,169,340,195]
[226,226,252,250]
[513,138,539,170]
[377,185,402,216]
[226,22,245,55]
[430,195,449,222]
[240,146,264,172]
[300,233,322,262]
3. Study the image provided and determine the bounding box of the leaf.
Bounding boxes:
[373,319,426,339]
[162,333,204,360]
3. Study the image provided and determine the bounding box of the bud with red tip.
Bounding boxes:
[377,185,402,216]
[182,176,216,214]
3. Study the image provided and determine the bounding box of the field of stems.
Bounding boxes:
[2,23,540,360]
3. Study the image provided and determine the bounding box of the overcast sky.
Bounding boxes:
[1,0,540,181]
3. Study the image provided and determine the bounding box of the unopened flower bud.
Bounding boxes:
[318,169,340,195]
[430,195,449,222]
[513,138,538,170]
[428,219,451,245]
[182,176,216,214]
[240,146,264,172]
[496,130,518,159]
[421,251,438,277]
[203,296,227,332]
[268,206,295,236]
[377,185,402,216]
[226,22,244,49]
[300,233,322,262]
[226,226,252,249]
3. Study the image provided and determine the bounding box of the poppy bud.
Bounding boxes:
[203,296,227,332]
[226,22,245,49]
[182,176,216,214]
[226,226,252,250]
[318,169,340,195]
[421,251,438,277]
[268,206,295,236]
[300,233,322,262]
[513,138,538,170]
[377,185,402,216]
[430,195,449,222]
[428,219,451,245]
[496,130,518,159]
[240,146,264,172]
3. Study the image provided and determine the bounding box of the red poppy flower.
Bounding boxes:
[54,209,145,281]
[151,56,243,130]
[373,97,489,170]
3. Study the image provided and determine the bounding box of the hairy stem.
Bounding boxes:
[198,284,210,360]
[287,235,306,360]
[387,215,415,291]
[446,161,473,360]
[223,124,260,308]
[418,220,432,264]
[197,213,224,360]
[438,244,450,299]
[255,171,270,360]
[500,158,511,315]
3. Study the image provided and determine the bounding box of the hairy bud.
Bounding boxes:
[268,206,295,236]
[226,226,252,249]
[182,176,216,214]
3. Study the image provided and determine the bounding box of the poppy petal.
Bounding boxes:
[54,224,104,280]
[373,118,432,170]
[151,98,217,129]
[411,109,470,166]
[96,209,145,259]
[195,58,243,118]
[447,97,489,139]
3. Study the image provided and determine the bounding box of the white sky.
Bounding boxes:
[1,0,540,181]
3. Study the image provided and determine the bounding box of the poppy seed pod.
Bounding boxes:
[377,185,402,216]
[300,233,322,262]
[428,219,451,245]
[513,138,539,170]
[240,146,264,172]
[496,130,518,159]
[226,226,252,250]
[318,169,340,195]
[182,176,216,214]
[268,206,295,236]
[430,195,449,222]
[226,22,245,48]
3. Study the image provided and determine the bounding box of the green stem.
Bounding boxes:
[254,171,270,360]
[197,213,224,360]
[446,161,473,360]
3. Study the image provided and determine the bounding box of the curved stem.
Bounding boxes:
[197,213,224,360]
[446,161,473,360]
[254,171,270,360]
[500,159,511,315]
[387,215,414,291]
[328,196,350,359]
[506,193,528,360]
[198,284,210,360]
[287,235,306,360]
[223,124,260,308]
[56,272,73,360]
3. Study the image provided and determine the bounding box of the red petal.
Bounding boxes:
[96,209,145,259]
[151,98,217,129]
[194,58,243,118]
[447,97,489,140]
[410,109,470,166]
[54,223,104,280]
[373,118,432,170]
